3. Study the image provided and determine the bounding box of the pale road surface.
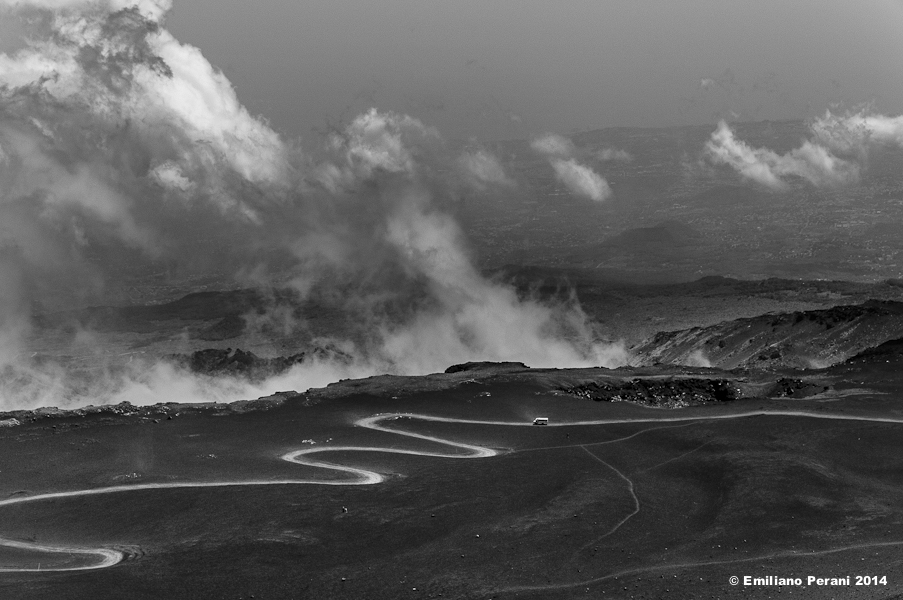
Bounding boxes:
[0,409,901,578]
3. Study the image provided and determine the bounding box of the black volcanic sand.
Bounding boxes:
[1,367,903,599]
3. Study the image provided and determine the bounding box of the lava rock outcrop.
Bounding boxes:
[168,347,350,381]
[444,362,530,374]
[560,377,740,408]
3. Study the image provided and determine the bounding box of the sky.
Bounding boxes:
[163,0,903,140]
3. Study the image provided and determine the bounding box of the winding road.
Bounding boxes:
[1,408,902,581]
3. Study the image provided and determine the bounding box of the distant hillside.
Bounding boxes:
[33,289,267,336]
[32,289,349,346]
[631,300,903,369]
[569,220,704,266]
[844,337,903,365]
[599,220,701,249]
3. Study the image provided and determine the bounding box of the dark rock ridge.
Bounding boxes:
[444,362,530,374]
[559,378,740,408]
[167,347,351,381]
[0,396,296,429]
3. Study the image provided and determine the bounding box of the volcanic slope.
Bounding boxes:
[630,299,903,369]
[1,364,903,599]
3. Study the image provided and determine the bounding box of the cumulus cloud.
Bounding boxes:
[705,120,860,190]
[0,0,303,408]
[339,108,439,178]
[0,0,302,335]
[0,0,172,20]
[0,0,289,199]
[549,158,612,202]
[530,133,613,201]
[706,108,903,191]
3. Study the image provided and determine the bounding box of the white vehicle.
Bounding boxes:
[532,417,549,426]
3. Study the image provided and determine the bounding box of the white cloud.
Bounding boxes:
[340,108,439,179]
[706,109,903,191]
[530,133,574,158]
[597,147,632,162]
[457,149,514,190]
[149,161,194,192]
[0,0,290,197]
[811,109,903,153]
[550,158,612,202]
[705,120,859,190]
[0,0,172,20]
[530,133,614,201]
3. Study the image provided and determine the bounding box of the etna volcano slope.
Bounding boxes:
[631,299,903,370]
[1,363,903,599]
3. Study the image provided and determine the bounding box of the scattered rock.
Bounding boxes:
[767,378,829,398]
[560,377,740,408]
